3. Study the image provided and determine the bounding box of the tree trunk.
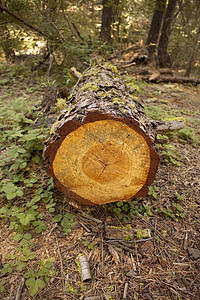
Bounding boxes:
[146,0,167,60]
[185,20,200,77]
[44,64,160,205]
[0,24,16,62]
[158,0,177,67]
[100,0,114,42]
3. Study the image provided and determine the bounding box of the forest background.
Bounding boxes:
[0,0,200,77]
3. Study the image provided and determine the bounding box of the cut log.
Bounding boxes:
[44,64,160,205]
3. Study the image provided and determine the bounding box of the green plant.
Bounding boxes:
[158,201,184,220]
[104,200,153,222]
[1,247,36,275]
[53,212,76,235]
[161,144,181,166]
[25,257,55,296]
[177,127,198,144]
[0,280,5,292]
[172,202,184,219]
[176,193,185,201]
[148,185,158,199]
[65,281,78,295]
[82,240,94,250]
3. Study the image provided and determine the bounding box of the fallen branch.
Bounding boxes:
[15,277,25,300]
[0,4,48,38]
[152,119,185,133]
[141,75,200,85]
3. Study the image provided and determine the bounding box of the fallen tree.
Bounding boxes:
[44,64,160,205]
[140,75,200,85]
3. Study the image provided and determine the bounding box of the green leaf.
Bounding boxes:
[13,233,24,241]
[48,208,55,212]
[52,214,62,223]
[35,222,47,233]
[1,264,13,274]
[18,213,36,226]
[24,233,32,240]
[24,269,35,279]
[0,280,5,292]
[16,261,27,272]
[26,278,46,296]
[6,192,17,200]
[2,182,17,193]
[20,162,27,169]
[16,189,24,197]
[64,212,75,220]
[9,221,18,230]
[0,206,8,215]
[5,253,16,260]
[22,247,36,259]
[32,155,40,163]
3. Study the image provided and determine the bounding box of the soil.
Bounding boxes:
[0,63,199,300]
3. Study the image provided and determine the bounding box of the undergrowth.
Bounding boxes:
[0,68,76,296]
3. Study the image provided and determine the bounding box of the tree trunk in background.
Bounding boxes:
[0,25,16,62]
[100,0,114,42]
[146,0,167,60]
[158,0,177,67]
[44,64,160,206]
[185,19,200,77]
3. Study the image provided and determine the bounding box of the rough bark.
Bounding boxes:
[158,0,177,67]
[44,64,160,205]
[146,0,167,60]
[100,0,114,42]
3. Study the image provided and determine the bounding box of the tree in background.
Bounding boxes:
[0,0,200,77]
[100,0,120,42]
[185,19,200,77]
[146,0,167,61]
[158,0,177,67]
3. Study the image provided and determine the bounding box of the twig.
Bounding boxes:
[72,59,93,95]
[138,215,176,245]
[130,253,137,271]
[15,277,25,300]
[47,54,53,81]
[80,212,102,224]
[122,282,129,299]
[78,220,91,232]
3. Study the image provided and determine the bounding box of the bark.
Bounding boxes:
[44,64,160,206]
[146,0,167,60]
[158,0,177,67]
[0,3,48,37]
[100,0,114,42]
[185,20,200,77]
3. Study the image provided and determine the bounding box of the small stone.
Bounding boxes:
[188,247,200,260]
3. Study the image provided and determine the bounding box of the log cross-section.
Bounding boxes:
[44,64,160,205]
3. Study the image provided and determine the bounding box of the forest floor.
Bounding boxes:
[0,61,200,300]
